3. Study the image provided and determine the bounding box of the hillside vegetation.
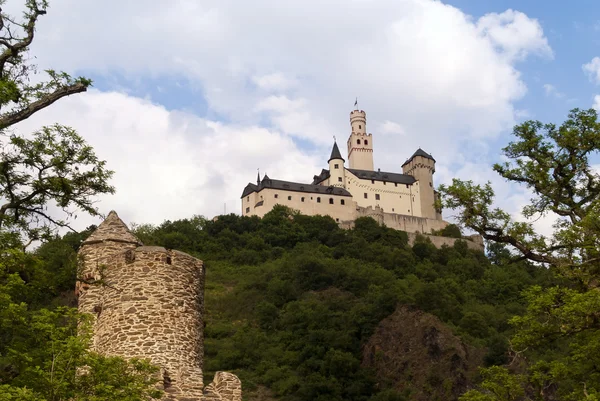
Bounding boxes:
[129,205,552,401]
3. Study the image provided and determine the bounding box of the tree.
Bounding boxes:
[0,2,160,399]
[0,0,114,243]
[439,108,600,400]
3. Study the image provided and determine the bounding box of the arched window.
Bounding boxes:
[341,199,345,205]
[317,197,321,203]
[329,198,334,204]
[364,140,368,145]
[301,197,305,202]
[357,139,361,144]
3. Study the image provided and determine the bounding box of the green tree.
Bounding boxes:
[0,0,113,242]
[0,2,160,399]
[439,108,600,400]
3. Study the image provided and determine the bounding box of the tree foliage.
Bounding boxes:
[0,2,159,399]
[133,205,550,401]
[0,0,113,242]
[438,108,600,400]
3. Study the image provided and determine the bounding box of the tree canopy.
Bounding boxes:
[0,2,159,399]
[438,108,600,400]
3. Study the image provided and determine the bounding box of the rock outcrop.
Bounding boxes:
[362,305,484,401]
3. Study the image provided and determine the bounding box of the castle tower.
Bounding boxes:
[76,211,244,400]
[347,110,374,171]
[402,149,438,220]
[328,141,346,188]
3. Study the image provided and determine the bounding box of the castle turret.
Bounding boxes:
[328,141,346,188]
[402,149,438,220]
[76,211,243,400]
[347,110,374,171]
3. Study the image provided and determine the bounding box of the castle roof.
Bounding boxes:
[347,168,416,185]
[241,176,352,198]
[402,148,435,167]
[83,210,143,245]
[328,142,344,162]
[312,169,330,185]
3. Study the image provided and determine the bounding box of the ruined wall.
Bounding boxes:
[77,211,241,401]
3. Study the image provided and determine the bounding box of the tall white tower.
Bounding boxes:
[347,109,374,171]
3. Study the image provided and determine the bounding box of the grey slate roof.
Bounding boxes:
[241,176,352,198]
[328,142,344,162]
[241,183,259,198]
[347,168,416,185]
[312,169,330,185]
[401,148,435,167]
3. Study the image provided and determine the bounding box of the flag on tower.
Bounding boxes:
[354,98,358,108]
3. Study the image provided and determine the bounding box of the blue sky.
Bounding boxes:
[11,0,600,232]
[448,0,599,123]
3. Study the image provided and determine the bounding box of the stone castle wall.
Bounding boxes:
[406,232,484,252]
[340,206,484,252]
[76,211,241,401]
[354,205,448,233]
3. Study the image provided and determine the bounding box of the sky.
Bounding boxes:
[6,0,600,232]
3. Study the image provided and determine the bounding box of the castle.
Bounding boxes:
[76,211,241,401]
[241,109,449,235]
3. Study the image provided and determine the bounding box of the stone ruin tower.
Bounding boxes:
[76,211,241,401]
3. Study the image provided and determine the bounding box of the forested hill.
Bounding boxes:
[124,205,551,401]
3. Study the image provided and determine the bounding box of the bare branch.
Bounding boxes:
[0,82,87,130]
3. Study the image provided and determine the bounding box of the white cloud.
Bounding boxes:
[12,90,320,228]
[476,9,553,61]
[583,57,600,84]
[379,121,405,135]
[593,95,600,111]
[252,73,298,92]
[7,0,554,228]
[543,83,564,98]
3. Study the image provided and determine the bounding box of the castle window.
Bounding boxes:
[336,218,340,222]
[364,193,368,198]
[357,139,361,144]
[359,125,362,129]
[371,180,375,184]
[329,198,334,204]
[395,183,398,187]
[274,194,278,198]
[166,256,172,265]
[301,197,305,202]
[334,164,339,169]
[246,207,250,213]
[365,140,368,145]
[430,182,432,187]
[317,197,321,203]
[375,194,380,200]
[341,199,345,205]
[392,208,395,212]
[338,177,342,182]
[383,181,386,185]
[288,195,292,200]
[406,184,409,188]
[247,196,249,201]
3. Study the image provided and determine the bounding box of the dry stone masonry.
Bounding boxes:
[76,211,241,401]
